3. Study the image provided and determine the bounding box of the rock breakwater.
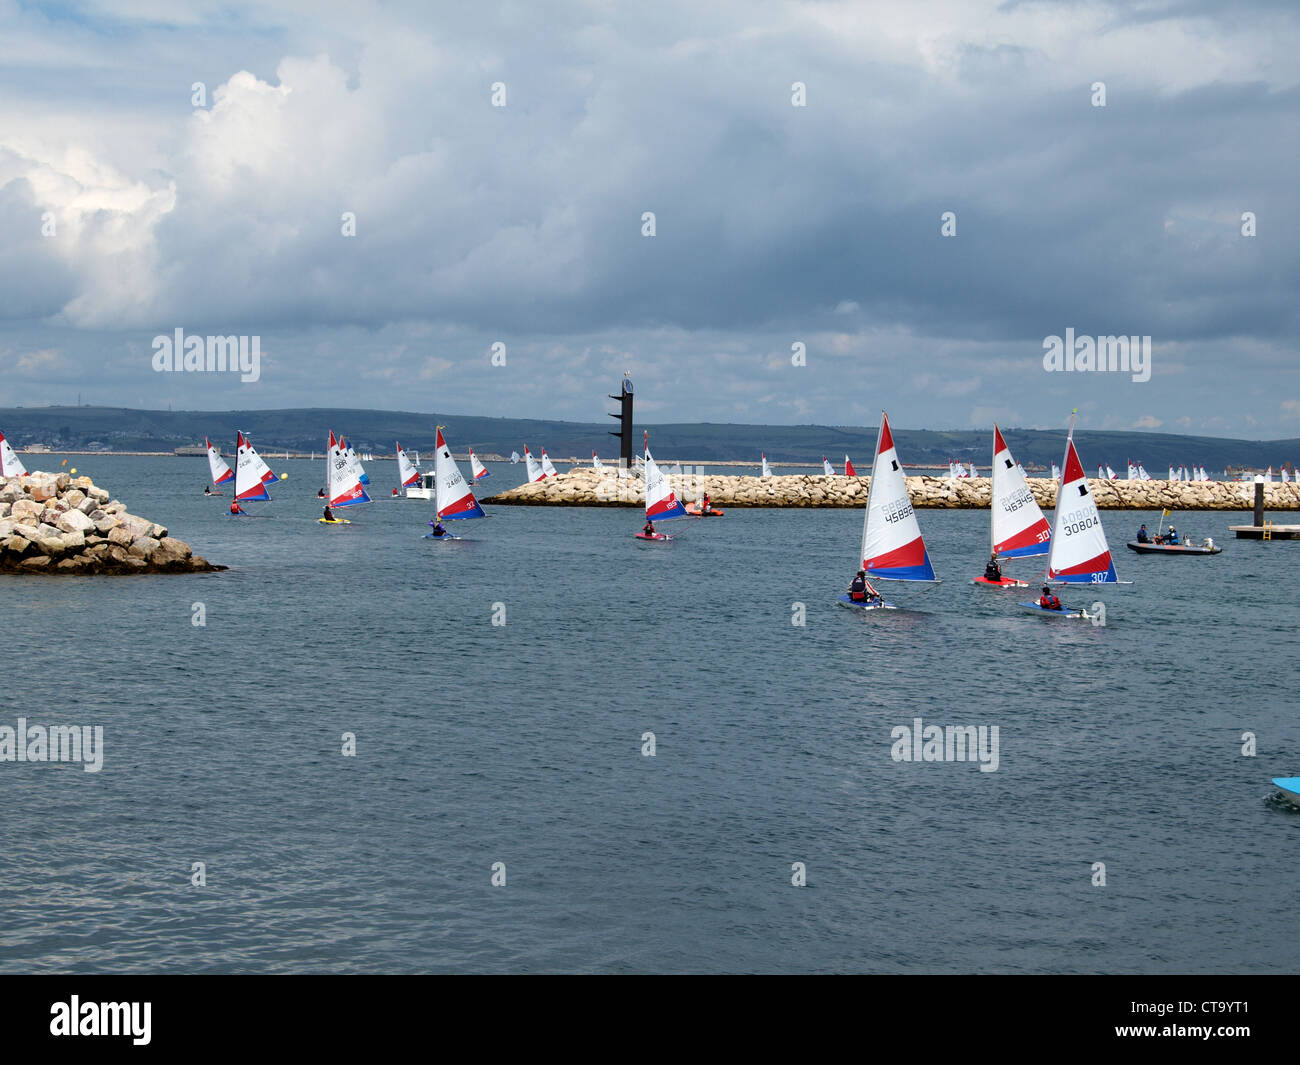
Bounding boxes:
[486,468,1300,510]
[0,471,224,574]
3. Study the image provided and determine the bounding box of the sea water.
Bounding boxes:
[1,456,1297,973]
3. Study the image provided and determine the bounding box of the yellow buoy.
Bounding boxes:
[70,468,77,475]
[280,473,288,480]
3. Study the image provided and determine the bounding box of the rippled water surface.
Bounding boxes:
[2,456,1298,973]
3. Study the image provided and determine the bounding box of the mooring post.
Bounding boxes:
[1254,476,1265,527]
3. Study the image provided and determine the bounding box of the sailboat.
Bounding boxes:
[321,430,370,521]
[232,431,275,511]
[510,451,520,465]
[204,437,234,494]
[540,449,559,478]
[523,446,545,482]
[822,456,834,476]
[760,453,772,478]
[592,451,604,472]
[396,442,421,495]
[844,455,857,476]
[840,411,938,610]
[1021,416,1126,616]
[469,449,490,480]
[426,427,486,539]
[0,431,28,477]
[636,434,687,541]
[974,425,1051,588]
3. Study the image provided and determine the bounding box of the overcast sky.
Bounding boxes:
[2,0,1298,436]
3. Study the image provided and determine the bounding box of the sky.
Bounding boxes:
[1,0,1298,437]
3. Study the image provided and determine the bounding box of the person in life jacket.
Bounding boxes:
[643,519,656,536]
[431,520,447,537]
[1136,524,1151,543]
[392,487,398,497]
[983,554,1002,582]
[317,488,327,498]
[203,485,212,495]
[1166,525,1179,545]
[848,569,880,603]
[1039,586,1062,610]
[229,500,244,515]
[322,505,335,521]
[701,493,712,514]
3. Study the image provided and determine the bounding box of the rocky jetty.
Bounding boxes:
[0,471,223,575]
[486,467,1300,510]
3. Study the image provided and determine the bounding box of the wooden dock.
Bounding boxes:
[1230,524,1300,540]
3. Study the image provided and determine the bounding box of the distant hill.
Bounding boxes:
[1,405,1296,472]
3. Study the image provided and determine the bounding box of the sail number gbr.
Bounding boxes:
[1061,513,1101,536]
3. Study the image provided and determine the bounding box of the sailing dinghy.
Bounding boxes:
[205,437,233,494]
[1018,416,1126,614]
[396,442,421,495]
[231,431,275,512]
[844,455,857,476]
[839,411,937,609]
[822,457,834,476]
[760,453,772,478]
[636,434,687,541]
[974,425,1051,588]
[322,430,370,522]
[425,427,485,539]
[469,449,490,480]
[1272,778,1300,808]
[523,446,545,482]
[541,449,559,478]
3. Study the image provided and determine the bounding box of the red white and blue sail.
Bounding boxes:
[644,436,687,522]
[328,430,370,507]
[860,412,937,581]
[396,442,420,488]
[205,437,234,485]
[469,449,489,480]
[241,433,276,485]
[435,428,485,520]
[0,431,28,477]
[523,446,545,482]
[991,425,1051,558]
[341,437,369,486]
[1048,427,1119,584]
[234,431,272,501]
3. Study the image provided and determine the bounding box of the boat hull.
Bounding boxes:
[972,575,1029,588]
[836,593,896,611]
[686,506,724,517]
[1273,777,1300,807]
[635,532,672,541]
[317,518,351,524]
[1018,601,1087,619]
[1126,541,1221,555]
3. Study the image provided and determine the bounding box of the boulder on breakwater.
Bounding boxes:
[0,471,224,575]
[485,467,1300,510]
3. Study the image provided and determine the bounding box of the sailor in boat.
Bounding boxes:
[643,518,656,536]
[229,500,244,515]
[701,493,712,514]
[392,487,399,497]
[430,520,448,537]
[1038,586,1062,611]
[848,570,882,605]
[1166,525,1179,545]
[204,485,212,496]
[983,554,1003,582]
[1136,524,1151,543]
[317,488,326,498]
[322,505,335,522]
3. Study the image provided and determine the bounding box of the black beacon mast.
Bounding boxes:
[608,371,633,470]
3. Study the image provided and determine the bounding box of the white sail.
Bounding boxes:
[823,457,834,476]
[541,449,559,478]
[761,453,772,478]
[990,425,1051,558]
[592,451,604,472]
[860,412,937,581]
